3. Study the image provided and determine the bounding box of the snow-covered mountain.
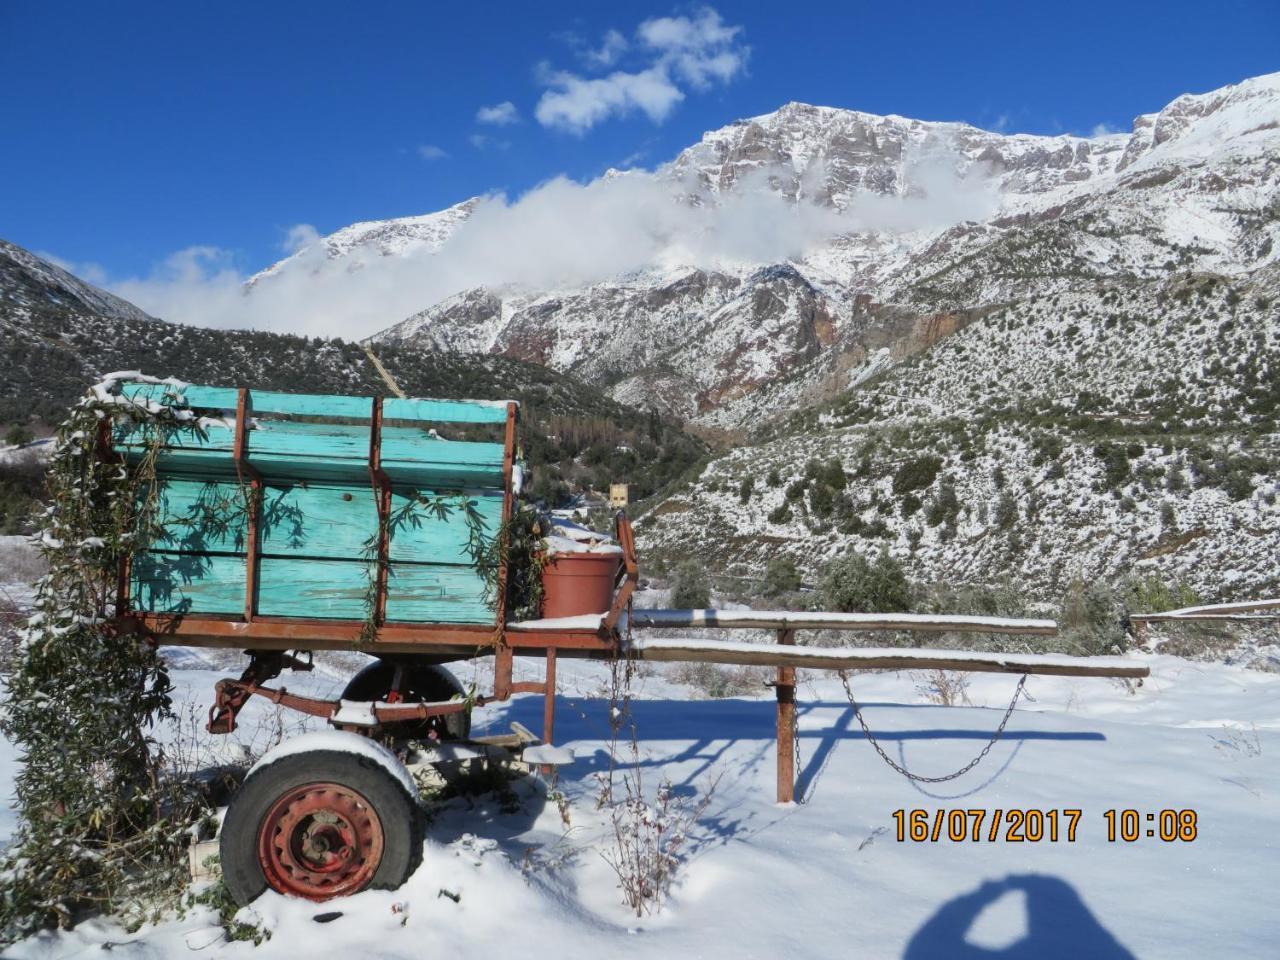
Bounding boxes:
[248,198,480,283]
[252,72,1280,431]
[0,239,154,324]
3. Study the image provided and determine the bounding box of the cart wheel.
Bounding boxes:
[341,660,471,741]
[221,750,422,905]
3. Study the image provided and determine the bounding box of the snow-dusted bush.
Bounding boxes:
[0,382,203,941]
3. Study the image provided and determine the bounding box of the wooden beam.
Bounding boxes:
[628,609,1059,636]
[776,628,795,804]
[628,637,1149,678]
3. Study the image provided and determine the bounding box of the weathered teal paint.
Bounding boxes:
[114,379,513,626]
[121,382,512,424]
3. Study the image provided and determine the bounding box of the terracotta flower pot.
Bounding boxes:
[539,550,621,619]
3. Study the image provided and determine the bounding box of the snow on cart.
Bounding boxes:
[94,377,1147,905]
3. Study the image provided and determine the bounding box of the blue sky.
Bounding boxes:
[1,0,1276,281]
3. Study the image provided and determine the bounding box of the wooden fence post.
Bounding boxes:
[543,648,557,745]
[776,628,796,804]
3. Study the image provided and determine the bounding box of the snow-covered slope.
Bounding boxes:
[0,240,154,323]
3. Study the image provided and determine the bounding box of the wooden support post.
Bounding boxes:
[367,397,391,628]
[543,648,557,745]
[492,402,519,700]
[234,388,263,621]
[776,627,796,804]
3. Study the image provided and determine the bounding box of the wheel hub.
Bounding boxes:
[257,782,385,900]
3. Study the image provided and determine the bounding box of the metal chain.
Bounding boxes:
[837,672,1028,784]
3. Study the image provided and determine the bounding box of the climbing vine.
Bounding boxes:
[0,376,206,941]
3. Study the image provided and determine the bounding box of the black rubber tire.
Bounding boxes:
[220,750,422,906]
[341,659,471,741]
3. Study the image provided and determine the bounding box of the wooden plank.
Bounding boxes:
[121,383,516,425]
[242,481,504,564]
[258,558,494,623]
[130,553,495,623]
[629,609,1059,636]
[383,396,512,424]
[1131,598,1280,623]
[131,552,247,615]
[628,638,1149,678]
[147,478,250,553]
[133,612,497,651]
[122,383,374,420]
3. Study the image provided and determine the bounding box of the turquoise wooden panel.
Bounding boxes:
[148,478,249,554]
[122,383,515,424]
[122,383,375,420]
[386,489,502,565]
[251,482,501,564]
[114,418,235,453]
[379,426,503,467]
[256,558,494,623]
[255,481,378,559]
[130,552,495,623]
[131,551,246,615]
[384,397,511,425]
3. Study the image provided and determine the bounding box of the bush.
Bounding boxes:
[763,556,801,597]
[993,491,1018,530]
[892,456,943,496]
[1126,574,1198,614]
[738,476,754,504]
[670,561,710,609]
[808,483,835,518]
[767,503,792,524]
[4,424,34,448]
[1059,577,1127,654]
[817,549,911,613]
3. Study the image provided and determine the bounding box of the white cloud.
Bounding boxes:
[585,28,627,68]
[476,101,520,126]
[1089,122,1124,138]
[416,144,448,160]
[99,148,996,339]
[468,133,510,150]
[281,224,321,254]
[535,6,748,134]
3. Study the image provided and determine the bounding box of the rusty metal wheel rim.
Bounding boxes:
[257,782,385,900]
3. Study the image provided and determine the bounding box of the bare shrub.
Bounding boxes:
[914,669,971,706]
[597,657,719,916]
[666,661,769,698]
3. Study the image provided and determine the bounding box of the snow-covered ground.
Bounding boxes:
[2,645,1277,959]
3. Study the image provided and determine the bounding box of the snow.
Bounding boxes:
[519,744,575,766]
[543,518,624,555]
[2,652,1279,957]
[629,608,1058,632]
[249,730,418,801]
[1143,598,1280,618]
[628,636,1142,674]
[509,613,606,631]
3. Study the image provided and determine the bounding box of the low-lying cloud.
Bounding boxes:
[98,153,998,339]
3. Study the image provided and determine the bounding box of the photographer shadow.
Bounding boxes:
[904,874,1136,960]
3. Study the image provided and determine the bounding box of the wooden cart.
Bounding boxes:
[104,378,1147,905]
